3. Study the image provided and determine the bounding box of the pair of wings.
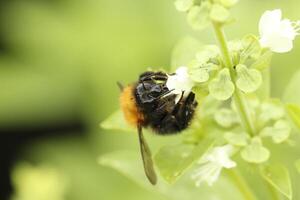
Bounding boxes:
[137,124,157,185]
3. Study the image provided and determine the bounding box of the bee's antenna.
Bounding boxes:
[117,82,124,91]
[177,91,185,103]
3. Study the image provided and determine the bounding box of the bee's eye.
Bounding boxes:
[149,91,160,97]
[150,85,161,92]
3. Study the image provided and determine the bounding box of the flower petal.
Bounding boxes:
[269,36,293,53]
[166,66,195,95]
[192,144,236,186]
[259,9,282,36]
[258,9,298,53]
[206,145,236,168]
[280,19,297,40]
[192,163,222,186]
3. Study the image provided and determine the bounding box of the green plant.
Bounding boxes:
[100,1,300,199]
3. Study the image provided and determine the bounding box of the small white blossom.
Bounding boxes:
[166,66,195,96]
[192,144,236,186]
[259,9,300,53]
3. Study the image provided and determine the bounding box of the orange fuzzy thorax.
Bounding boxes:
[120,85,144,126]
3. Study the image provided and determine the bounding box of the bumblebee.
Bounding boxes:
[119,71,198,185]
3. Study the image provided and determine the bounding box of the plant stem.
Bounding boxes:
[212,22,256,136]
[232,90,256,136]
[227,169,257,200]
[212,23,232,68]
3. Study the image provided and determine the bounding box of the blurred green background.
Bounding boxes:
[0,0,300,200]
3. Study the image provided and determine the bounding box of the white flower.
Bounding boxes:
[166,66,195,96]
[192,144,236,186]
[259,9,300,53]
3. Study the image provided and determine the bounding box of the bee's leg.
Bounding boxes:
[154,101,168,112]
[158,114,181,134]
[153,92,197,134]
[156,94,197,134]
[153,89,175,100]
[172,92,198,130]
[170,91,187,116]
[176,91,185,103]
[153,93,178,115]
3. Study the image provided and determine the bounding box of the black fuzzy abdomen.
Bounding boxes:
[149,95,197,135]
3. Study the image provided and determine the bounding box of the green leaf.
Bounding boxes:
[260,120,291,144]
[224,132,249,146]
[251,50,272,71]
[195,45,220,64]
[241,137,270,163]
[99,150,247,200]
[208,68,235,100]
[261,164,292,200]
[187,3,211,30]
[272,120,291,143]
[155,144,193,183]
[283,70,300,105]
[209,4,230,23]
[256,68,270,100]
[219,0,239,8]
[190,68,209,83]
[171,36,202,70]
[199,95,221,117]
[214,108,239,128]
[100,110,133,132]
[245,95,260,110]
[98,151,150,186]
[191,85,210,104]
[240,35,261,63]
[189,45,220,83]
[296,159,300,174]
[154,139,214,184]
[228,40,243,52]
[258,99,285,123]
[174,0,194,12]
[286,104,300,131]
[236,64,262,93]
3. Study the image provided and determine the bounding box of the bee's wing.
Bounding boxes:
[137,124,157,185]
